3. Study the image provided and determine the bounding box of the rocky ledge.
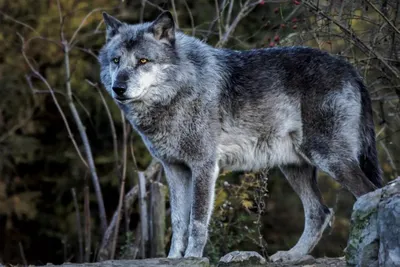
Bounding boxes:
[33,254,345,267]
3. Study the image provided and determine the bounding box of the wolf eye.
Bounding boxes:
[112,57,120,64]
[139,58,149,64]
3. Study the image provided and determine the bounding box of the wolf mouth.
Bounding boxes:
[115,97,134,104]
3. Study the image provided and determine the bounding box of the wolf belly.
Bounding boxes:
[217,128,304,172]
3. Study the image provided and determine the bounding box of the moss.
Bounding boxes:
[346,203,379,265]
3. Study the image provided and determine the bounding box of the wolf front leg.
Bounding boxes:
[184,161,219,258]
[163,163,192,258]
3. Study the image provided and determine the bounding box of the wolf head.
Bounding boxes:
[99,12,186,105]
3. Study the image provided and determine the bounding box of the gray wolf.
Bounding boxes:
[98,11,382,262]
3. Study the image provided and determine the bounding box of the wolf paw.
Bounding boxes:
[270,250,301,262]
[167,250,184,259]
[183,250,203,258]
[270,251,314,263]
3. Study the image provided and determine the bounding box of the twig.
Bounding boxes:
[143,0,166,12]
[183,0,195,36]
[57,0,108,233]
[0,102,35,143]
[64,42,108,233]
[84,185,91,262]
[18,242,27,266]
[18,34,88,168]
[75,47,100,61]
[149,181,167,257]
[140,0,146,23]
[110,121,129,259]
[86,80,119,178]
[97,160,161,261]
[69,8,103,46]
[215,0,223,41]
[71,188,84,263]
[365,0,400,36]
[254,170,269,259]
[129,134,140,173]
[62,237,67,262]
[389,0,399,60]
[132,222,142,259]
[380,140,398,177]
[304,0,400,79]
[0,11,40,36]
[171,0,180,28]
[216,0,259,47]
[138,171,149,258]
[225,0,235,31]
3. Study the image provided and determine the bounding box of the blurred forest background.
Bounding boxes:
[1,0,399,265]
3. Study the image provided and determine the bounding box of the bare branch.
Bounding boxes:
[215,0,224,41]
[380,140,398,177]
[143,0,167,13]
[171,0,180,28]
[84,185,91,262]
[138,171,149,258]
[72,188,84,263]
[97,160,161,261]
[225,0,235,31]
[110,120,129,259]
[18,242,27,266]
[216,0,260,47]
[183,0,196,36]
[365,0,400,36]
[63,41,108,233]
[304,0,400,79]
[140,0,146,23]
[55,0,109,234]
[86,80,120,176]
[18,34,89,168]
[69,8,104,46]
[0,11,40,36]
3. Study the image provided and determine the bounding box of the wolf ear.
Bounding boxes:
[150,11,175,44]
[102,12,123,41]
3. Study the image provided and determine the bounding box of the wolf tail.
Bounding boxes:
[357,79,383,188]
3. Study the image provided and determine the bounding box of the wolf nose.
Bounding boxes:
[112,85,127,97]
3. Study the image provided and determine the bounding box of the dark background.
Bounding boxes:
[1,0,399,265]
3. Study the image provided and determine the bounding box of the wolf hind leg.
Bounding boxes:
[270,164,333,262]
[311,151,377,198]
[329,160,377,198]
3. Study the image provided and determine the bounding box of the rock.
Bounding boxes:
[36,258,210,267]
[287,255,316,265]
[20,256,347,267]
[218,252,344,267]
[346,177,400,267]
[378,183,400,266]
[315,257,346,267]
[218,251,267,266]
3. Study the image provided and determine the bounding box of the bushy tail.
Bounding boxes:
[357,80,383,188]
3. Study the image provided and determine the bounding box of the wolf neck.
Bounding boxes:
[122,33,226,135]
[173,32,238,95]
[174,31,228,90]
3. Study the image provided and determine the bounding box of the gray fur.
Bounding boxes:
[98,11,382,261]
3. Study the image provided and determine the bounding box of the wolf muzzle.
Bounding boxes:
[112,70,130,97]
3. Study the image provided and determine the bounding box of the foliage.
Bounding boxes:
[0,0,399,265]
[206,171,269,263]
